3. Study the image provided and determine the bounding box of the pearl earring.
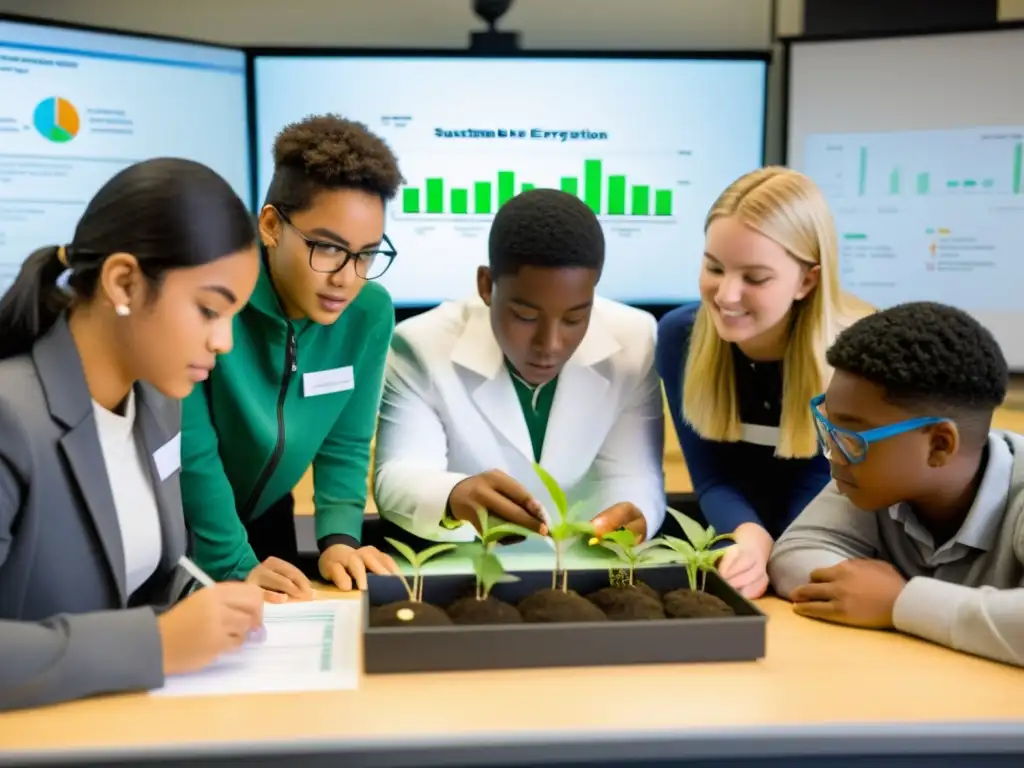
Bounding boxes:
[115,304,131,317]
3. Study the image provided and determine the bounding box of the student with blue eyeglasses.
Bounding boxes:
[770,301,1024,668]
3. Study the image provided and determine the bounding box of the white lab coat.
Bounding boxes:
[373,295,665,542]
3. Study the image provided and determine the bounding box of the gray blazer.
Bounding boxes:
[0,316,192,711]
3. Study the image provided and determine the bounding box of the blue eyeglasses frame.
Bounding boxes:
[809,393,949,464]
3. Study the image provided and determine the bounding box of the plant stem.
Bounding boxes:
[628,560,635,587]
[561,568,568,593]
[397,573,414,602]
[700,570,707,592]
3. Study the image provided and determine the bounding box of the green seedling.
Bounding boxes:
[588,528,676,587]
[655,507,736,591]
[384,537,457,603]
[533,463,595,592]
[469,548,519,601]
[459,508,528,600]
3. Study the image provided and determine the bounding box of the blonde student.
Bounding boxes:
[655,167,871,598]
[770,302,1023,668]
[0,159,265,711]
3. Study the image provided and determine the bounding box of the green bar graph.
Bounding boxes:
[584,160,602,214]
[963,179,978,188]
[632,185,649,216]
[608,175,626,215]
[888,168,899,195]
[655,189,672,216]
[451,188,468,214]
[474,182,492,214]
[858,147,867,196]
[426,178,444,214]
[402,187,420,214]
[843,233,868,240]
[397,158,674,218]
[498,171,515,207]
[916,172,929,195]
[1014,142,1022,194]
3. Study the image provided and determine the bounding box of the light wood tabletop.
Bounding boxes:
[2,594,1023,765]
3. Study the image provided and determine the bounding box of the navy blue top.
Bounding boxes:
[655,302,831,539]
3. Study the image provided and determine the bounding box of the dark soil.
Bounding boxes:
[663,589,735,618]
[369,600,453,627]
[588,585,666,621]
[519,588,608,623]
[447,596,523,625]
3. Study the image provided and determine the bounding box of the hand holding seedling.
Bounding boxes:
[716,522,774,599]
[590,501,647,542]
[790,558,907,629]
[448,469,548,535]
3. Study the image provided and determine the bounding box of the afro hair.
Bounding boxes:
[263,114,404,213]
[488,188,605,278]
[826,301,1008,443]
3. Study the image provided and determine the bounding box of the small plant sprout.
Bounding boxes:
[470,549,519,601]
[532,463,595,592]
[460,508,527,600]
[384,538,457,603]
[587,528,675,587]
[656,507,736,591]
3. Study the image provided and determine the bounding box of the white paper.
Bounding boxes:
[152,599,360,697]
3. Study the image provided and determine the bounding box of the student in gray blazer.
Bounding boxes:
[0,158,266,711]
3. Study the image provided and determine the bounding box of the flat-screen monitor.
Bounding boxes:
[0,17,250,293]
[253,53,768,308]
[787,26,1024,368]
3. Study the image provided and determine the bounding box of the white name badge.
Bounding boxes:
[153,432,182,481]
[303,366,355,397]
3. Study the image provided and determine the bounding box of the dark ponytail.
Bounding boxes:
[0,157,255,361]
[0,246,75,359]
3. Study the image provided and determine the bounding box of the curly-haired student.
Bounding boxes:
[180,114,404,595]
[373,188,666,544]
[769,301,1024,667]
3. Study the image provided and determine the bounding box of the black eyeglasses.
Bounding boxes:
[273,207,397,281]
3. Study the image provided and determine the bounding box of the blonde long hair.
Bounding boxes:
[682,166,873,459]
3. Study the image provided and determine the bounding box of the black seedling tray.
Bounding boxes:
[362,565,766,674]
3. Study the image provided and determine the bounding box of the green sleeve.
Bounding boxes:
[180,384,260,581]
[312,306,395,543]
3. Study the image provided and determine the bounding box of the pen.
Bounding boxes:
[177,555,215,588]
[177,555,267,643]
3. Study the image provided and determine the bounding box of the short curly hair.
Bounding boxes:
[488,188,605,278]
[826,301,1008,444]
[263,114,404,213]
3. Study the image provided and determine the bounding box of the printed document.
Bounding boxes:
[153,598,360,696]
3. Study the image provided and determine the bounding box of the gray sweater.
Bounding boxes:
[768,431,1024,667]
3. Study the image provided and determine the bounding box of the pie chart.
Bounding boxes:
[33,96,80,143]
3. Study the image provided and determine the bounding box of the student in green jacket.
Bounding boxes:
[180,115,402,595]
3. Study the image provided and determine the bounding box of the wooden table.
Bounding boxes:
[3,595,1023,767]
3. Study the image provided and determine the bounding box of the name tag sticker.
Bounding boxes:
[153,432,182,482]
[303,366,355,397]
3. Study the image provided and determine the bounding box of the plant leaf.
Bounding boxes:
[473,551,509,594]
[485,522,539,543]
[699,548,728,570]
[385,537,421,569]
[666,506,711,550]
[565,501,590,523]
[599,541,632,565]
[533,463,568,520]
[634,539,664,554]
[598,529,639,549]
[417,542,458,566]
[567,521,596,536]
[659,536,700,561]
[637,546,677,566]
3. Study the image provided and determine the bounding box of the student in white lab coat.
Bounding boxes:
[373,188,665,543]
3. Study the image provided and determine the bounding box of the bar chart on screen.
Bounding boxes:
[803,126,1024,310]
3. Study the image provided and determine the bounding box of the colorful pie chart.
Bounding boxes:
[33,96,80,143]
